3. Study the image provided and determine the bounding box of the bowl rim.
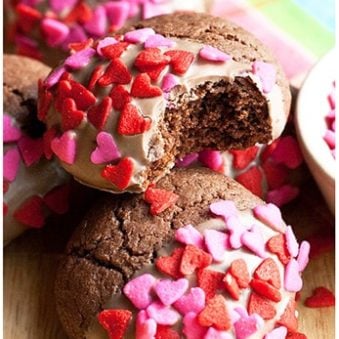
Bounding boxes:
[295,49,336,180]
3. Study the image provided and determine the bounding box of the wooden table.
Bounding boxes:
[4,172,335,339]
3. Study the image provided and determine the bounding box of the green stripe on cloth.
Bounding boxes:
[248,0,335,57]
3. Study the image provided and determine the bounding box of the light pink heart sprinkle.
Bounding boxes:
[183,312,207,339]
[225,216,247,249]
[136,310,157,339]
[198,150,223,171]
[241,225,267,258]
[17,135,44,166]
[173,287,206,315]
[204,229,229,261]
[96,37,118,56]
[175,153,198,168]
[267,185,300,207]
[323,130,336,149]
[199,45,231,62]
[90,132,121,165]
[146,301,180,325]
[41,18,70,47]
[4,147,21,182]
[123,273,156,310]
[161,73,178,93]
[51,131,77,165]
[124,28,156,43]
[204,327,233,339]
[209,200,238,222]
[264,326,288,339]
[253,203,285,233]
[104,1,130,29]
[284,258,303,292]
[285,225,299,257]
[175,224,204,249]
[84,5,107,37]
[252,60,276,94]
[3,114,22,143]
[45,65,67,88]
[230,309,241,324]
[145,34,175,48]
[155,278,189,306]
[271,136,303,169]
[65,47,96,69]
[234,315,258,339]
[297,240,311,272]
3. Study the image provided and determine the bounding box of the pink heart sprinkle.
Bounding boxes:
[264,326,288,339]
[241,225,267,258]
[136,310,157,339]
[175,153,198,168]
[145,34,175,48]
[17,135,44,167]
[104,1,130,29]
[161,73,178,93]
[44,65,67,88]
[271,136,303,169]
[123,273,156,310]
[61,25,87,51]
[253,203,285,233]
[155,278,189,306]
[323,130,336,149]
[90,132,121,165]
[209,200,238,222]
[3,147,21,182]
[234,315,258,339]
[199,45,231,62]
[198,150,223,171]
[41,18,70,47]
[328,89,336,110]
[204,229,229,261]
[183,312,207,339]
[266,185,300,207]
[3,114,22,143]
[175,224,204,249]
[285,225,299,257]
[173,287,206,315]
[204,327,233,339]
[284,258,303,292]
[146,301,180,325]
[65,48,96,69]
[225,216,247,249]
[252,61,276,94]
[51,131,77,165]
[124,28,156,43]
[84,5,107,37]
[96,37,118,56]
[297,241,311,272]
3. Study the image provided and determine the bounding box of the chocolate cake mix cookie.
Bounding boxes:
[55,168,309,339]
[40,13,291,194]
[3,54,70,244]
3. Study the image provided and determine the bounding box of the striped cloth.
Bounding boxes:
[210,0,335,87]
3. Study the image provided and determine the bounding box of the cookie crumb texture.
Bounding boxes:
[41,13,290,193]
[55,168,308,338]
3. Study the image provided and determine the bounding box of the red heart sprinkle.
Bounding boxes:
[230,146,259,170]
[61,98,85,131]
[147,64,168,81]
[43,184,70,214]
[134,48,170,73]
[97,309,132,339]
[60,72,73,81]
[117,103,151,135]
[144,184,179,215]
[101,42,129,59]
[250,278,282,302]
[68,38,94,53]
[253,258,281,289]
[38,80,52,122]
[156,247,184,279]
[266,234,291,265]
[88,65,105,91]
[131,73,163,98]
[16,4,42,33]
[261,139,279,163]
[228,258,250,288]
[101,157,134,190]
[87,96,112,130]
[43,127,57,160]
[98,58,132,86]
[155,325,180,339]
[304,287,335,308]
[197,268,224,300]
[223,272,240,300]
[236,166,263,198]
[64,2,93,24]
[247,292,276,320]
[198,295,231,331]
[277,298,298,332]
[180,245,212,275]
[13,195,45,228]
[110,85,131,111]
[286,332,307,339]
[262,160,288,190]
[164,50,195,75]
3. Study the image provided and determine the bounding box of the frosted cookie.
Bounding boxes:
[55,168,309,338]
[40,13,291,193]
[3,54,70,245]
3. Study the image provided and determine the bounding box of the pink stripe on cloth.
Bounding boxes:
[210,0,315,80]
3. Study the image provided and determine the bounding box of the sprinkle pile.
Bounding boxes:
[324,81,336,158]
[97,200,310,338]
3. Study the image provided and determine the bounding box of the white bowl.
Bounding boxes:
[295,50,336,214]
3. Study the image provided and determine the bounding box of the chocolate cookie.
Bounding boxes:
[55,168,308,338]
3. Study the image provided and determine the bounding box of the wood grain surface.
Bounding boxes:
[4,172,335,339]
